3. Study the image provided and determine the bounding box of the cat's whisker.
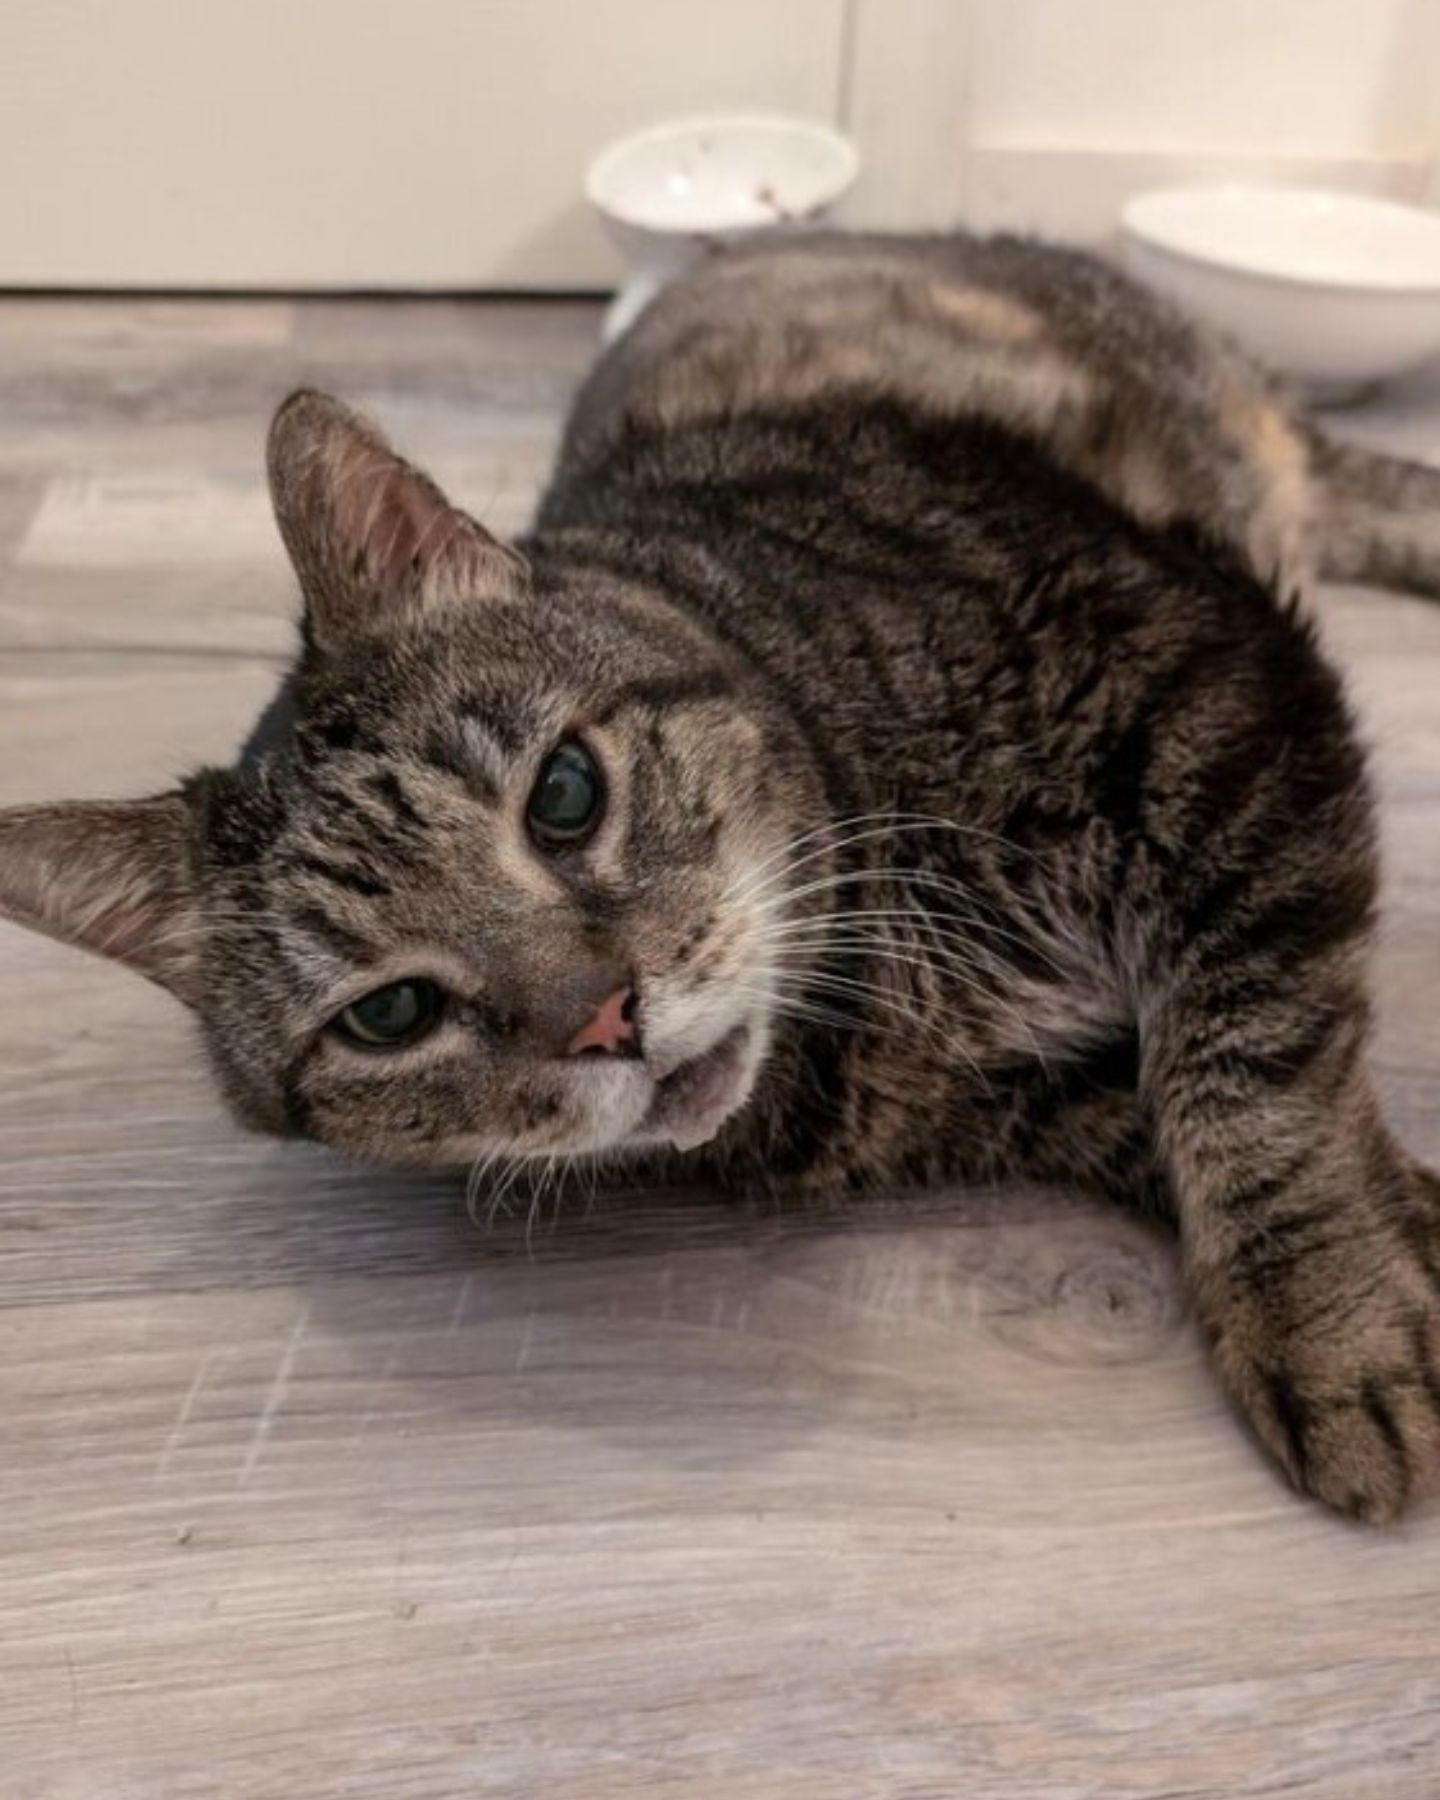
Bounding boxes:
[774,937,998,1007]
[728,811,1043,910]
[730,981,857,1036]
[757,911,1029,995]
[547,1153,571,1237]
[762,963,945,1040]
[485,1152,530,1229]
[464,1158,483,1226]
[524,1172,544,1257]
[756,914,1011,979]
[721,810,890,901]
[466,1138,516,1226]
[764,871,1071,980]
[582,1153,605,1217]
[728,817,919,908]
[734,808,1043,896]
[811,943,1047,1065]
[772,922,1011,989]
[777,863,1000,913]
[763,909,1052,1065]
[763,961,992,1086]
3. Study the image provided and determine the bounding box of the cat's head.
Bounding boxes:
[0,391,826,1169]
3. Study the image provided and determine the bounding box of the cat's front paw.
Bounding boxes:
[1203,1242,1440,1523]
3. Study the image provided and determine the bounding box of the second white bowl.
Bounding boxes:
[1121,185,1440,402]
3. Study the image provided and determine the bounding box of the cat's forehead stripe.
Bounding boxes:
[594,668,736,722]
[460,718,512,796]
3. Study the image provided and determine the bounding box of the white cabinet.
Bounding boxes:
[0,0,848,288]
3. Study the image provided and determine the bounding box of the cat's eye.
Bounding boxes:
[527,739,604,849]
[333,978,446,1049]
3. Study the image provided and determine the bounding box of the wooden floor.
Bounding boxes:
[3,297,1440,1800]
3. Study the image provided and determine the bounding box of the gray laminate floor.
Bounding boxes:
[3,296,1440,1799]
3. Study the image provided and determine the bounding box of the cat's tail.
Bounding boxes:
[1311,430,1440,599]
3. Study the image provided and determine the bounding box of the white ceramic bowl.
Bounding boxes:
[585,114,859,340]
[1122,185,1440,402]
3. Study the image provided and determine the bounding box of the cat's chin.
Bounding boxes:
[627,1021,757,1153]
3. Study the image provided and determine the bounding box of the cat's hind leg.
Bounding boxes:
[1310,429,1440,602]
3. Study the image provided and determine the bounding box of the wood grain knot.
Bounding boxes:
[989,1242,1181,1367]
[1048,1249,1179,1360]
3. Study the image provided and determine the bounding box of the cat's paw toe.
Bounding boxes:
[1217,1298,1440,1523]
[1259,1355,1440,1523]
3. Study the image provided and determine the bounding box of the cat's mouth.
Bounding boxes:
[633,1023,753,1150]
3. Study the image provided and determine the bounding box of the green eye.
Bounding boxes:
[334,978,445,1049]
[527,740,603,849]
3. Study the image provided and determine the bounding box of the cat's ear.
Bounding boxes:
[0,796,201,1004]
[267,388,524,654]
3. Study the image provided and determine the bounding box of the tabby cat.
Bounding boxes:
[5,232,1440,1521]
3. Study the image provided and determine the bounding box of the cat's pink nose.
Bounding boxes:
[566,986,639,1057]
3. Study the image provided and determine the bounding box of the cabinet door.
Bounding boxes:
[1,0,847,288]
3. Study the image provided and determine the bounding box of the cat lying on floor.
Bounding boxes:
[5,231,1440,1520]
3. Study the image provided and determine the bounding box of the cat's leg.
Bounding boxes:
[1141,925,1440,1520]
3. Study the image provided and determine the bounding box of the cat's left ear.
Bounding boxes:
[267,388,525,657]
[0,795,201,1004]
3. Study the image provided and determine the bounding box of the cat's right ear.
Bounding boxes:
[0,795,201,1004]
[266,388,524,656]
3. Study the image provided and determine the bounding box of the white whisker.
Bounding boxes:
[728,811,1043,912]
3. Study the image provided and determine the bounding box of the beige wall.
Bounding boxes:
[0,0,846,287]
[846,0,1440,239]
[2,0,1436,288]
[969,0,1436,159]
